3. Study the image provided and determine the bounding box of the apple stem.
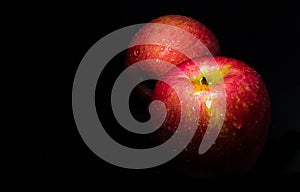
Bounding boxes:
[200,77,208,85]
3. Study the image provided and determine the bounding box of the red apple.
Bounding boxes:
[126,15,220,98]
[151,56,271,177]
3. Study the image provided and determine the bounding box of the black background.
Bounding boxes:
[43,0,300,184]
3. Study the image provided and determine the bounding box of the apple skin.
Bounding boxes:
[126,15,220,98]
[151,56,271,177]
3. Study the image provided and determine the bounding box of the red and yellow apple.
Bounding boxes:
[151,56,271,177]
[126,15,220,97]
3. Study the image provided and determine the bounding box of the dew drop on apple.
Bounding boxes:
[205,99,212,109]
[233,121,243,129]
[253,93,261,104]
[133,49,140,56]
[254,96,260,104]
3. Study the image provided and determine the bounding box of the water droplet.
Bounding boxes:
[133,49,140,56]
[233,121,243,129]
[205,99,212,109]
[168,47,172,51]
[254,97,260,104]
[252,93,260,104]
[160,47,165,51]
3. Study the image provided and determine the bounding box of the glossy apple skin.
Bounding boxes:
[126,15,220,98]
[151,56,271,177]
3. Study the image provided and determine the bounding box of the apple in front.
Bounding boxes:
[151,56,271,177]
